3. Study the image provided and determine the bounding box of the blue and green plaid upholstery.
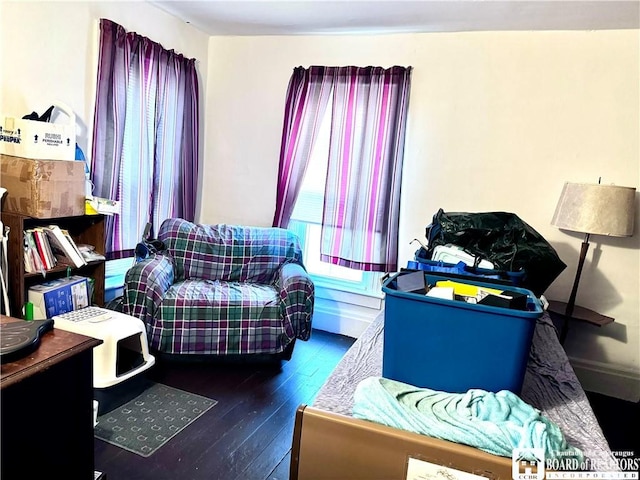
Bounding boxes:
[120,218,314,356]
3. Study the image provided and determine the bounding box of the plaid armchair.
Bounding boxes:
[118,218,314,359]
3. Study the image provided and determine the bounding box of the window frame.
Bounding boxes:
[288,219,385,300]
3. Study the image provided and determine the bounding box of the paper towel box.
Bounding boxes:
[28,275,89,319]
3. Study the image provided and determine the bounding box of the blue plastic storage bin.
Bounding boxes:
[381,271,542,394]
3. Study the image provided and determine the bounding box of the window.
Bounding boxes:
[289,220,384,298]
[274,66,411,294]
[92,19,199,257]
[290,98,384,298]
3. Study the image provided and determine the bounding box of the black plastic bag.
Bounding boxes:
[423,209,566,296]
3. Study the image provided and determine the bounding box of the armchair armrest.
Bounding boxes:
[122,253,175,324]
[275,262,314,341]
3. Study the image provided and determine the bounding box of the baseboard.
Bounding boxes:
[569,356,640,402]
[312,297,381,338]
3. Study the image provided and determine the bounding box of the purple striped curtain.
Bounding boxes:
[321,66,411,272]
[273,66,411,272]
[272,67,334,228]
[91,19,199,256]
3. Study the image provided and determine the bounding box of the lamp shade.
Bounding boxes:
[551,182,636,237]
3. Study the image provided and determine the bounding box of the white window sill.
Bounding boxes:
[313,283,384,310]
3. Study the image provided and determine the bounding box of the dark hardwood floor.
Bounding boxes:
[94,329,356,480]
[585,390,640,456]
[94,329,638,480]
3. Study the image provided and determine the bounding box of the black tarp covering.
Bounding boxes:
[419,209,566,296]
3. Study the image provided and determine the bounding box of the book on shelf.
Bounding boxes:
[23,230,45,274]
[62,229,86,264]
[42,225,87,269]
[26,229,48,270]
[32,228,56,270]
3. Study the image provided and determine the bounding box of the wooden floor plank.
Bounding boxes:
[94,329,354,480]
[154,332,352,479]
[267,452,292,480]
[224,359,337,480]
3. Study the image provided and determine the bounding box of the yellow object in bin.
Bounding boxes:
[85,199,99,215]
[435,280,503,298]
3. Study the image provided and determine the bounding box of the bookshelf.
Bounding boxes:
[0,212,106,318]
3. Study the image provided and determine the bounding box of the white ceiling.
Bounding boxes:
[147,0,640,36]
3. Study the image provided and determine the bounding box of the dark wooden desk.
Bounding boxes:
[1,315,103,479]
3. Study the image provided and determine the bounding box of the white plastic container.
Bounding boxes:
[53,309,155,389]
[431,244,494,269]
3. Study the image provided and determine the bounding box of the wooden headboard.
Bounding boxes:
[290,404,513,480]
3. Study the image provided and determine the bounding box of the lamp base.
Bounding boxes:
[547,300,615,327]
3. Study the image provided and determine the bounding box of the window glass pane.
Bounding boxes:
[305,224,362,282]
[291,91,331,224]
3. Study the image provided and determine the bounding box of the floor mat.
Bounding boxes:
[94,381,217,457]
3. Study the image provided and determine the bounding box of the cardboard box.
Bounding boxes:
[0,154,85,218]
[28,275,90,319]
[0,104,76,161]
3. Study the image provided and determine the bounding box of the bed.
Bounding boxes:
[291,310,616,479]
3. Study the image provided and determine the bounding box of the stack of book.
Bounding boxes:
[23,225,99,274]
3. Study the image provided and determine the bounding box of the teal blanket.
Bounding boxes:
[353,376,583,460]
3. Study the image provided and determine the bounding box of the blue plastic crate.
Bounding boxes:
[381,271,542,394]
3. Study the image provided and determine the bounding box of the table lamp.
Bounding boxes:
[550,181,636,344]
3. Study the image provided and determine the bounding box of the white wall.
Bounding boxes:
[0,1,210,217]
[203,31,640,401]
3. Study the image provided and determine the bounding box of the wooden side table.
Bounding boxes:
[546,300,614,344]
[1,315,103,479]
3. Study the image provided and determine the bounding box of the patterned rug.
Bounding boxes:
[94,381,217,457]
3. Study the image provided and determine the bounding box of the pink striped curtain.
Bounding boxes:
[273,66,411,272]
[91,19,199,256]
